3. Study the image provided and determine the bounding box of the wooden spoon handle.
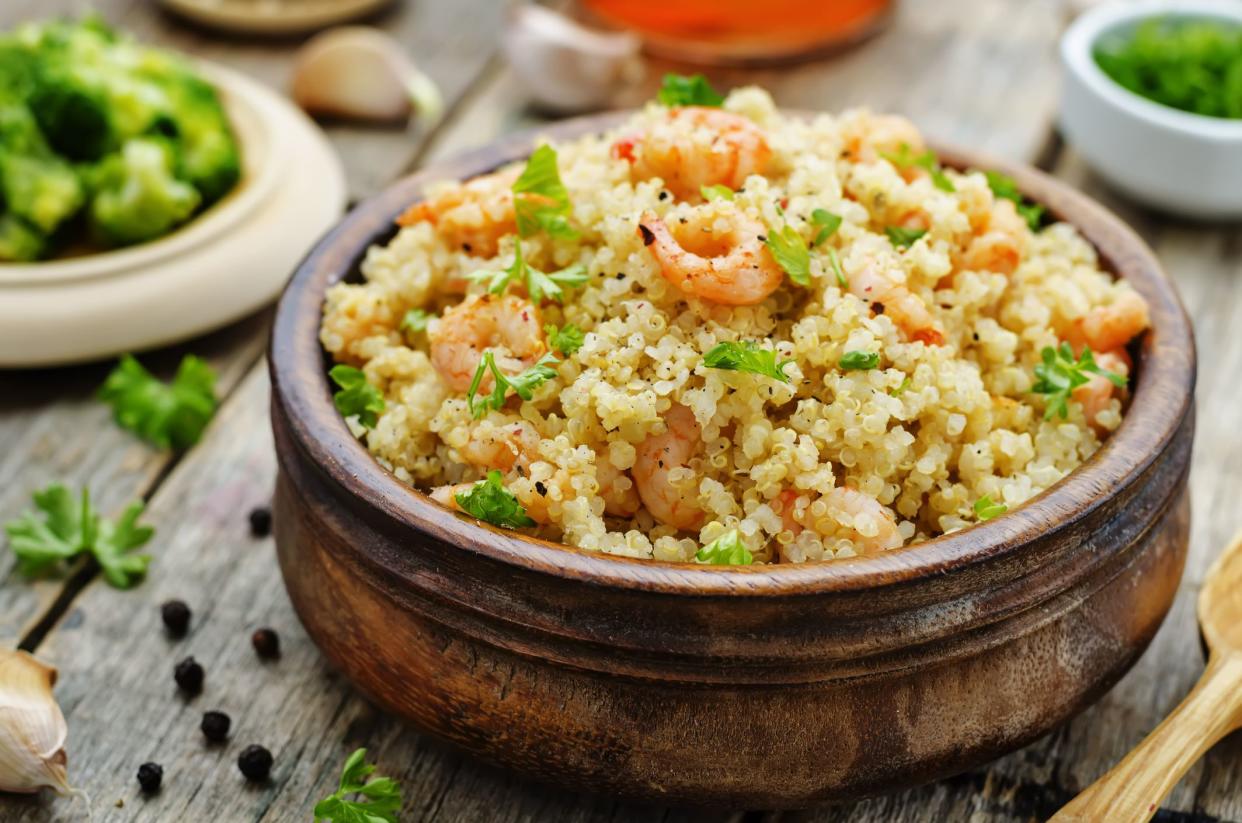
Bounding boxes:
[1051,654,1242,823]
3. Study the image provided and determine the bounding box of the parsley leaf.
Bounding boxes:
[882,143,956,192]
[764,224,810,286]
[695,529,754,565]
[885,226,927,249]
[703,341,793,383]
[810,209,842,246]
[455,470,535,529]
[890,376,912,396]
[314,748,402,823]
[826,247,847,288]
[4,484,153,589]
[985,170,1047,231]
[466,351,560,419]
[98,355,218,450]
[545,323,585,356]
[467,239,588,304]
[657,73,724,107]
[1031,343,1127,420]
[700,184,734,201]
[973,495,1008,521]
[329,365,385,429]
[839,351,880,370]
[512,144,577,239]
[400,308,431,336]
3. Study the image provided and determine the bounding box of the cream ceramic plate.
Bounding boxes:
[160,0,395,35]
[0,62,346,368]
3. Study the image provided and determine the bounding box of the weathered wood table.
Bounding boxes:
[1,1,1239,820]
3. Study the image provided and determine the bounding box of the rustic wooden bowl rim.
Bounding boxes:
[270,110,1195,597]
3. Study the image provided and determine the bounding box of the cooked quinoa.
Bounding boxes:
[319,85,1148,564]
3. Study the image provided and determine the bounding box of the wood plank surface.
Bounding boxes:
[4,0,1242,820]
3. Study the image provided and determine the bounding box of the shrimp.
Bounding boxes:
[1067,290,1150,354]
[775,487,903,555]
[460,420,542,473]
[637,208,784,305]
[597,460,641,518]
[430,479,554,525]
[395,168,520,258]
[1072,349,1131,432]
[849,262,945,345]
[632,403,705,530]
[429,294,546,393]
[960,199,1029,276]
[613,107,771,199]
[842,113,925,166]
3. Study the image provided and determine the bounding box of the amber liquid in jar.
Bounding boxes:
[581,0,895,64]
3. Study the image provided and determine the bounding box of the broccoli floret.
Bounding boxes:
[29,73,112,161]
[0,212,46,261]
[0,150,84,234]
[87,137,200,246]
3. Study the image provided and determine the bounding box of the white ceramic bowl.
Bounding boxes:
[1061,0,1242,219]
[0,63,346,368]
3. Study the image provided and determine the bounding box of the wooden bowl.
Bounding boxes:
[269,113,1196,808]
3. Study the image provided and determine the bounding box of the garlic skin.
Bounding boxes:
[291,27,443,124]
[0,649,72,796]
[503,5,642,113]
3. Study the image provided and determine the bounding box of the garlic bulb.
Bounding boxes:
[291,27,443,124]
[503,5,642,113]
[0,649,76,798]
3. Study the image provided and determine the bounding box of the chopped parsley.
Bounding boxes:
[4,484,153,589]
[839,350,880,371]
[98,354,218,450]
[881,143,956,192]
[314,748,402,823]
[890,376,912,396]
[512,144,576,239]
[700,184,734,201]
[764,224,810,286]
[329,365,385,429]
[454,470,535,529]
[546,323,585,356]
[826,247,847,288]
[466,351,560,418]
[703,341,793,383]
[466,238,588,304]
[657,73,724,107]
[810,209,842,246]
[695,529,754,565]
[985,170,1047,232]
[1031,343,1127,420]
[885,225,927,249]
[400,308,431,336]
[973,495,1008,521]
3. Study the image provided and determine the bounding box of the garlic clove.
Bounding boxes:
[291,26,443,124]
[0,649,73,797]
[502,5,642,114]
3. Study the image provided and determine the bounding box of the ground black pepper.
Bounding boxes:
[174,656,204,695]
[237,745,273,781]
[248,506,272,538]
[136,762,163,793]
[251,628,280,660]
[201,711,231,743]
[160,600,190,637]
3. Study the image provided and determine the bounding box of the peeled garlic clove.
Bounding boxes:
[503,5,642,114]
[291,27,443,124]
[0,649,74,797]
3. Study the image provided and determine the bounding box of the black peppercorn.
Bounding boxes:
[251,628,280,660]
[174,656,204,695]
[237,744,273,781]
[248,506,272,538]
[201,710,231,743]
[160,600,190,637]
[136,762,163,793]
